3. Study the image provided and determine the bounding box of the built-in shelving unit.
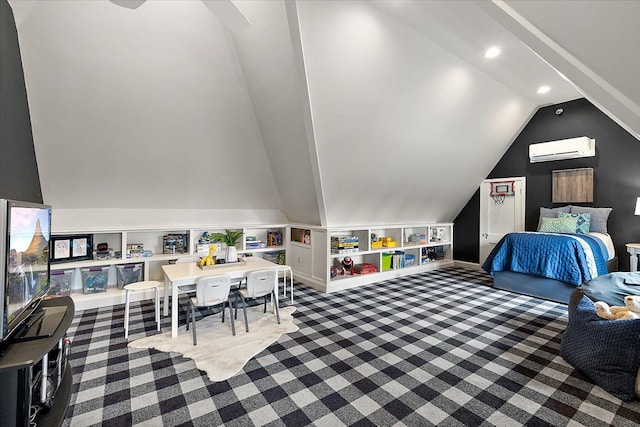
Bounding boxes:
[50,224,288,310]
[49,221,452,308]
[288,223,454,293]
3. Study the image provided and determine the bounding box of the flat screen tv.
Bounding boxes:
[0,199,52,343]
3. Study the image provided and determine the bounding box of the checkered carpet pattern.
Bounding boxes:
[63,268,640,426]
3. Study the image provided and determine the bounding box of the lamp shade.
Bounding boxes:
[635,197,640,215]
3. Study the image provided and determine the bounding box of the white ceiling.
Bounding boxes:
[7,0,639,229]
[369,0,581,106]
[478,0,640,140]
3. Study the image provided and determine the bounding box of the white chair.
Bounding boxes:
[186,275,235,345]
[235,269,280,332]
[175,256,201,294]
[279,265,294,304]
[124,280,162,339]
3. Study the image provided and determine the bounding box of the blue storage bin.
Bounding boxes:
[81,266,109,294]
[49,269,74,296]
[116,263,143,288]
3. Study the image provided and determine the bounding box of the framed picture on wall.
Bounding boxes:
[51,234,94,263]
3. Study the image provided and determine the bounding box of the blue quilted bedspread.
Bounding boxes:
[482,232,609,286]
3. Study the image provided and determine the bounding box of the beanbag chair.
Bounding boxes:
[561,294,640,401]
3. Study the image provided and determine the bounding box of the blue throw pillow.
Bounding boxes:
[560,296,640,401]
[558,212,591,234]
[571,206,612,234]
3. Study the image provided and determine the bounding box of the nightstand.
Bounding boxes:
[626,243,640,272]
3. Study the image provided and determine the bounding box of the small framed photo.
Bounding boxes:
[51,234,94,263]
[53,239,70,260]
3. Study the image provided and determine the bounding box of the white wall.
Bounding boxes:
[229,0,322,225]
[13,0,285,227]
[296,0,535,226]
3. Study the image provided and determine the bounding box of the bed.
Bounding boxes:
[481,206,617,304]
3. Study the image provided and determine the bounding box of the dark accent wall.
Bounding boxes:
[454,98,640,271]
[0,0,42,203]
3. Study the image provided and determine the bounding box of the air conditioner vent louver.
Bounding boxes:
[529,137,595,163]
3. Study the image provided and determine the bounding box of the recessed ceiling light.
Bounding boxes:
[485,46,501,59]
[537,85,551,94]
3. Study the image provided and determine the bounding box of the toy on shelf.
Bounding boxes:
[354,263,377,274]
[371,233,383,249]
[341,256,355,275]
[381,237,396,248]
[330,266,338,279]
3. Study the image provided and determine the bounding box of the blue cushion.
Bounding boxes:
[580,272,640,306]
[571,206,612,234]
[558,212,591,234]
[560,296,640,401]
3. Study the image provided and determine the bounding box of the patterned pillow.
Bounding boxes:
[571,206,612,234]
[558,212,591,234]
[538,217,578,233]
[537,206,572,231]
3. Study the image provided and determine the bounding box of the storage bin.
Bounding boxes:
[382,253,392,271]
[81,266,109,294]
[262,252,278,263]
[48,269,74,296]
[116,263,143,288]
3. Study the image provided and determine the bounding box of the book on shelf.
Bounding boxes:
[332,248,359,254]
[267,230,283,247]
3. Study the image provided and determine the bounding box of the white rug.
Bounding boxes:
[129,305,298,382]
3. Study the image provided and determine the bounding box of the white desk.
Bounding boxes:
[627,243,640,272]
[162,257,279,338]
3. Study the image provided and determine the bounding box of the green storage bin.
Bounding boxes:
[382,253,392,271]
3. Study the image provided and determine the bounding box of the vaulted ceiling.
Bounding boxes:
[7,0,639,229]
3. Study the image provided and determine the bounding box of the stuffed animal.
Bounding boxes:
[594,296,640,320]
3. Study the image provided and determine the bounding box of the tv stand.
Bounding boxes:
[12,306,68,342]
[0,297,74,427]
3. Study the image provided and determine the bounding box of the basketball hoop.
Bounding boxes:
[491,194,506,205]
[489,180,514,205]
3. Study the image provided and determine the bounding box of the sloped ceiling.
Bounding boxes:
[10,0,288,228]
[477,0,640,140]
[9,0,636,230]
[291,0,579,227]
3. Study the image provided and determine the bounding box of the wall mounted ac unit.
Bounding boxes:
[529,137,595,163]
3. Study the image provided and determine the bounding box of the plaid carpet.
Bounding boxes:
[63,267,640,426]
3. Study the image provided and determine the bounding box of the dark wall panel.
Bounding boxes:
[454,98,640,271]
[0,0,42,203]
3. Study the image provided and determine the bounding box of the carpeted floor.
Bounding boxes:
[63,267,640,426]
